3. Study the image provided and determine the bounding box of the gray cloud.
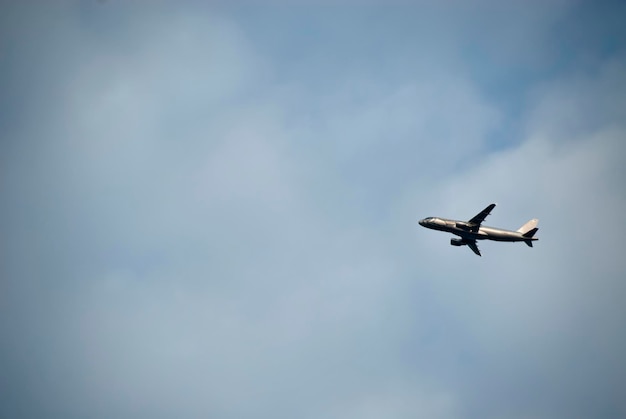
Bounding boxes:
[402,58,626,417]
[1,2,625,419]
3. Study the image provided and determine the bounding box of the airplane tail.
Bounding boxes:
[519,222,539,248]
[517,219,538,235]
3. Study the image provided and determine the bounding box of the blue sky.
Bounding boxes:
[1,1,626,418]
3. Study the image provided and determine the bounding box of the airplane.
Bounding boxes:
[418,203,538,256]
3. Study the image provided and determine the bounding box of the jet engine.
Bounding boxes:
[450,238,465,246]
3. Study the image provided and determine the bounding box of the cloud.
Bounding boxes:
[526,57,626,141]
[1,2,626,419]
[400,55,626,418]
[1,6,414,417]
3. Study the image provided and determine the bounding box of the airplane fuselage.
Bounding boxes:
[418,217,537,243]
[418,204,538,256]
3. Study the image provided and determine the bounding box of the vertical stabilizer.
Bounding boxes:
[517,219,538,234]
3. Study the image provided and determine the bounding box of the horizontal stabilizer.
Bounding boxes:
[523,227,538,238]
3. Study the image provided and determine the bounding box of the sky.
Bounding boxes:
[1,1,626,418]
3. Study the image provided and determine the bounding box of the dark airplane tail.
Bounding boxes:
[523,227,539,247]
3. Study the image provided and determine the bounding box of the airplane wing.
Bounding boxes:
[467,203,496,230]
[466,240,481,256]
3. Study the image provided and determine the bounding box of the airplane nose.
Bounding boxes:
[418,219,425,226]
